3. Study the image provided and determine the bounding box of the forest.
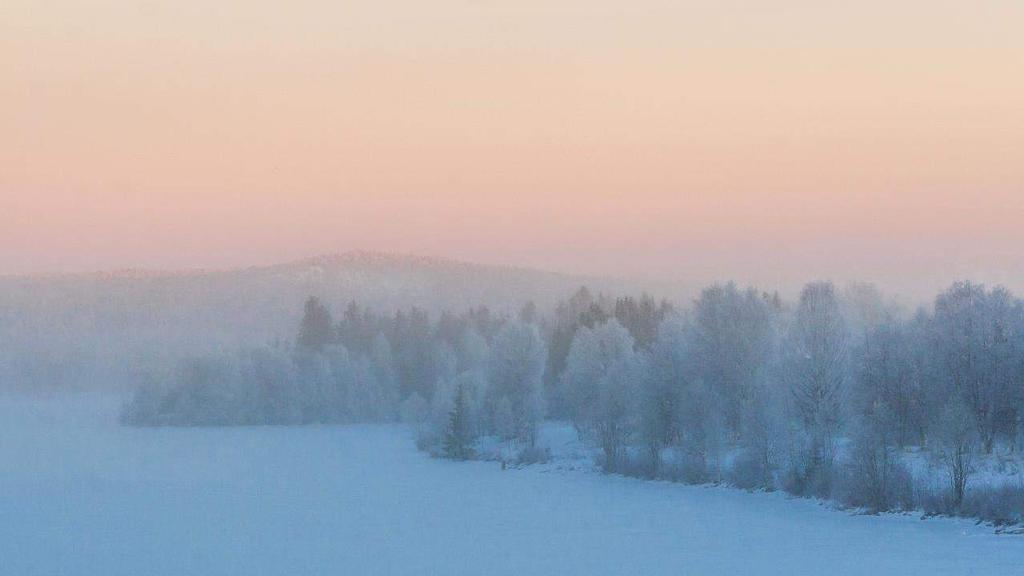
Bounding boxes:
[122,281,1024,525]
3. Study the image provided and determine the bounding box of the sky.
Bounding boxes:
[3,1,1023,297]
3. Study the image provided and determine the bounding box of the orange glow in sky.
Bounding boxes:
[3,1,1023,296]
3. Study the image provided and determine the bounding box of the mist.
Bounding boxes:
[4,253,1024,574]
[4,0,1024,573]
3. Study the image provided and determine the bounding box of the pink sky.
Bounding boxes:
[3,1,1023,297]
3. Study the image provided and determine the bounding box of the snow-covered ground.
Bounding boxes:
[1,397,1021,576]
[900,444,1024,493]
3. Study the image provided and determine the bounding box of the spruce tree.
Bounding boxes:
[297,296,334,352]
[443,384,473,460]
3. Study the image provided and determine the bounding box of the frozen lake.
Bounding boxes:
[1,397,1020,575]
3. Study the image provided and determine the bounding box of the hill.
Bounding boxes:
[0,252,640,392]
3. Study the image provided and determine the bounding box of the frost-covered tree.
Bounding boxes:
[120,280,1024,529]
[545,287,597,393]
[296,344,339,422]
[841,282,893,340]
[677,381,727,482]
[486,321,547,445]
[241,345,302,425]
[781,282,849,495]
[347,355,388,421]
[561,320,642,471]
[122,354,238,426]
[370,333,399,418]
[594,341,644,471]
[561,320,633,428]
[639,315,689,473]
[691,283,774,438]
[493,396,515,445]
[731,381,781,489]
[853,319,923,448]
[456,328,490,375]
[931,282,1024,453]
[399,392,429,424]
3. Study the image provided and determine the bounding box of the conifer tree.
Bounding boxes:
[297,296,334,352]
[444,384,473,460]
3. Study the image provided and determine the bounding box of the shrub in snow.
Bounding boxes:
[920,483,1024,527]
[780,427,837,499]
[514,444,552,465]
[960,484,1024,526]
[728,448,775,491]
[935,399,979,509]
[835,410,915,512]
[836,446,914,513]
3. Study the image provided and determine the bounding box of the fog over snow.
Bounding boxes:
[6,0,1024,572]
[3,254,1024,575]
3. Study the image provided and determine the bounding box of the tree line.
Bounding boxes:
[122,281,1024,523]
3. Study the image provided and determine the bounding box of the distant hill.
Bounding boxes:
[0,252,650,392]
